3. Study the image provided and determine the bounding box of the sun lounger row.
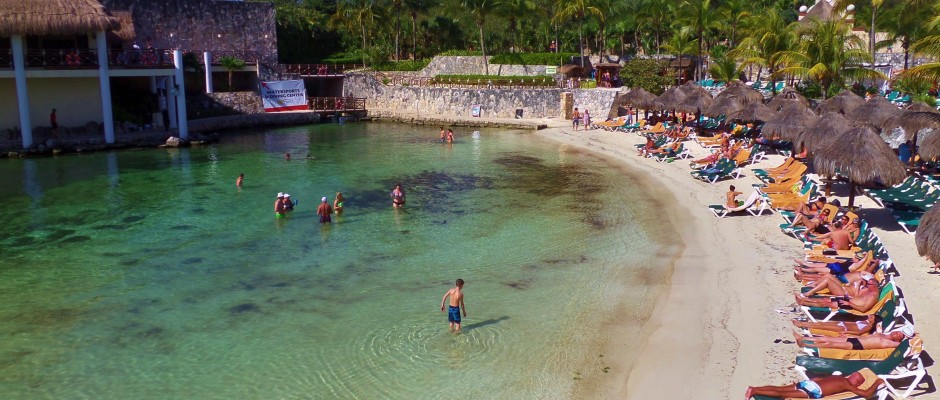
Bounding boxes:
[864,176,939,234]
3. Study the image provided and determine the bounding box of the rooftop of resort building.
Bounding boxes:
[0,0,120,36]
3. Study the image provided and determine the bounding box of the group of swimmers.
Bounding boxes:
[439,127,455,143]
[272,192,345,223]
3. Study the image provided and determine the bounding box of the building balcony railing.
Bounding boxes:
[308,97,366,111]
[0,48,176,70]
[285,64,364,76]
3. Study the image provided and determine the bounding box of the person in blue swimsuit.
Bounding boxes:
[745,370,882,399]
[440,279,466,333]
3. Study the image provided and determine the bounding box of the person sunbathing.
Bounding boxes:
[638,135,657,156]
[745,371,883,400]
[727,185,743,208]
[789,197,827,228]
[792,329,910,351]
[792,315,878,336]
[798,271,875,299]
[692,142,736,165]
[647,142,681,158]
[808,220,852,250]
[793,256,877,283]
[792,278,879,312]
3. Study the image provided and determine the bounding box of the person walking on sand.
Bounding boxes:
[236,173,244,187]
[317,196,333,224]
[441,279,466,333]
[572,107,581,131]
[583,110,591,130]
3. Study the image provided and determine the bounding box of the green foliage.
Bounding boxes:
[374,59,432,71]
[323,52,364,64]
[439,50,483,56]
[218,56,246,70]
[708,57,742,83]
[709,44,728,60]
[489,52,578,65]
[619,58,672,95]
[893,75,932,97]
[431,74,557,86]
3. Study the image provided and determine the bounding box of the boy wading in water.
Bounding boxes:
[441,279,466,333]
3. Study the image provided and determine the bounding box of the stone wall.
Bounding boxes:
[419,56,554,77]
[190,112,321,133]
[101,0,277,60]
[345,73,619,119]
[207,91,263,114]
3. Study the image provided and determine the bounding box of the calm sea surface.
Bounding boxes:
[0,123,675,399]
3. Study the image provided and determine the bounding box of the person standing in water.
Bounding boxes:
[236,173,244,187]
[439,127,447,142]
[274,193,286,219]
[317,196,333,223]
[446,129,455,143]
[390,184,406,208]
[333,192,345,214]
[440,279,466,333]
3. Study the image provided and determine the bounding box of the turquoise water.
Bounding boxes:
[0,123,676,399]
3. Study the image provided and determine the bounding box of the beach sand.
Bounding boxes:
[530,120,939,399]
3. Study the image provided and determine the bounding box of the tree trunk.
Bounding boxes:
[361,24,368,66]
[411,15,417,60]
[228,70,233,91]
[395,13,401,61]
[478,22,488,75]
[870,9,876,59]
[578,19,585,68]
[698,30,703,82]
[903,38,910,70]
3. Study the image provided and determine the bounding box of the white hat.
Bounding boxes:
[277,192,284,198]
[321,196,328,202]
[284,193,291,197]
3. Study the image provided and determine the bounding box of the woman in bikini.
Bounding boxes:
[334,192,345,214]
[390,184,406,208]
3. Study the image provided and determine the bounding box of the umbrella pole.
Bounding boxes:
[848,181,857,209]
[825,176,832,197]
[910,134,918,170]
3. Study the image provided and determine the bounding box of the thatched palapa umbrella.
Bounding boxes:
[652,86,686,111]
[675,86,713,115]
[716,81,764,105]
[731,101,775,122]
[108,11,135,42]
[0,0,121,37]
[813,125,907,207]
[799,112,855,153]
[766,87,809,112]
[916,130,940,161]
[845,95,901,126]
[880,107,940,159]
[816,90,865,115]
[619,87,658,121]
[915,206,940,263]
[761,103,818,142]
[703,94,744,118]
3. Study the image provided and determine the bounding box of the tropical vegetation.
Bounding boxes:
[255,0,940,100]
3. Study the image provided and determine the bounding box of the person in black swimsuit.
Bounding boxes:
[791,329,912,351]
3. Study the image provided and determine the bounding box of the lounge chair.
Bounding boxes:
[594,117,627,131]
[800,282,901,323]
[794,339,928,400]
[750,368,888,400]
[691,159,741,183]
[707,190,771,218]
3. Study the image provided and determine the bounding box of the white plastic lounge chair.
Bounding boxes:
[707,191,770,218]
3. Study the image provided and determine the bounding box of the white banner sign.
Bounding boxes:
[260,80,308,112]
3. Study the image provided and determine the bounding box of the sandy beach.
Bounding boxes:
[529,120,940,399]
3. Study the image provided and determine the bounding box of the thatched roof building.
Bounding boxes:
[109,10,135,42]
[0,0,120,37]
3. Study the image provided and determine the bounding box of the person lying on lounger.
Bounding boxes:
[647,141,682,158]
[793,255,876,282]
[808,220,852,249]
[798,270,876,299]
[789,197,827,229]
[792,329,911,351]
[745,370,883,400]
[792,278,879,312]
[792,315,879,336]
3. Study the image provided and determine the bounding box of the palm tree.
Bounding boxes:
[728,11,795,95]
[499,0,536,53]
[218,56,246,91]
[718,0,750,48]
[633,0,673,56]
[775,19,884,99]
[552,0,604,67]
[660,26,699,85]
[460,0,498,74]
[709,57,743,84]
[675,0,719,82]
[404,0,431,60]
[835,0,884,59]
[329,0,381,66]
[878,0,934,70]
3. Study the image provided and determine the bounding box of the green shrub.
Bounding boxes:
[439,50,483,56]
[619,58,672,95]
[374,59,431,71]
[489,52,578,66]
[431,74,556,86]
[322,52,363,64]
[382,77,391,85]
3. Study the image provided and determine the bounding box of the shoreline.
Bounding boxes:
[533,121,797,398]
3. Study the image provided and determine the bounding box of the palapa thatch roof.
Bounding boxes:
[559,64,585,78]
[762,103,818,141]
[0,0,120,37]
[845,95,901,126]
[652,86,687,111]
[915,206,940,264]
[800,0,835,24]
[798,112,855,152]
[816,90,865,115]
[675,83,713,114]
[731,101,775,122]
[717,81,764,105]
[703,94,744,118]
[813,125,907,206]
[620,87,658,109]
[881,111,940,140]
[916,129,940,160]
[766,87,810,111]
[108,10,134,42]
[907,102,938,113]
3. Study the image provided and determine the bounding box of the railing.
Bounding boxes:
[110,49,175,68]
[25,49,99,68]
[199,50,262,65]
[378,74,583,90]
[285,64,364,76]
[308,97,366,111]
